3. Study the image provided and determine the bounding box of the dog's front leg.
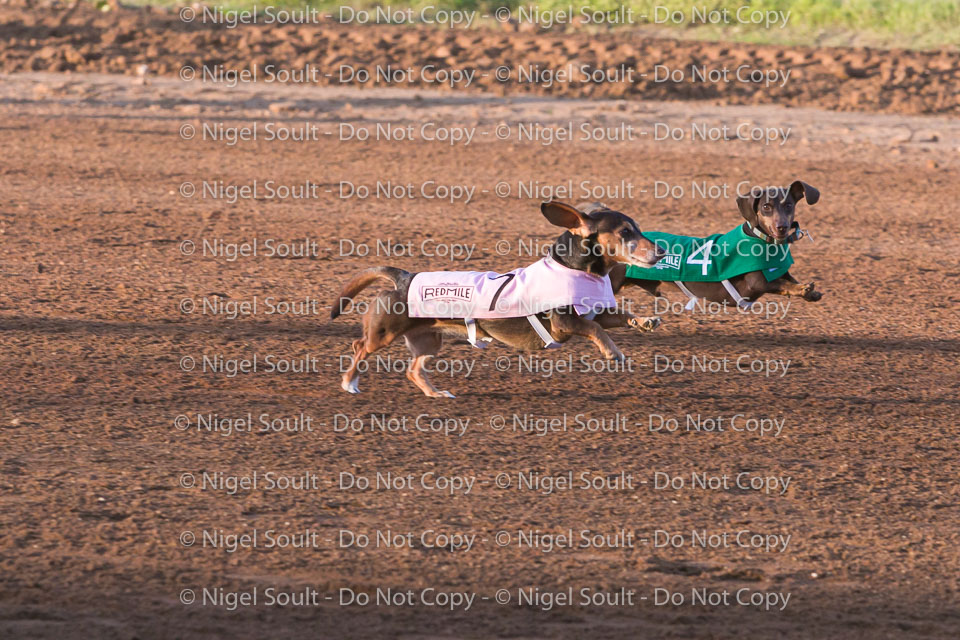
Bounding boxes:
[594,309,662,333]
[548,310,624,360]
[766,273,822,302]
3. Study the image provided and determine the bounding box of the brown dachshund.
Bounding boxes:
[330,201,664,397]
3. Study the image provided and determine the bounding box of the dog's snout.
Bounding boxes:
[776,225,790,235]
[631,234,664,267]
[644,235,667,260]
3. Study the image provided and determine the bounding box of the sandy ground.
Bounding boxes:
[1,43,959,640]
[2,2,959,114]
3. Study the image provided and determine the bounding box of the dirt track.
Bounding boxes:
[2,7,960,640]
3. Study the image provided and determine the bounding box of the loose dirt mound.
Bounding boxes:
[1,2,959,115]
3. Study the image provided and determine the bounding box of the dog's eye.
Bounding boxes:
[619,228,632,239]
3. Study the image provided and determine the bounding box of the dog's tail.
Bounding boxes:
[330,267,408,320]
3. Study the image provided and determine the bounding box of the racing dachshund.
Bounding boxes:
[609,180,823,307]
[330,201,664,398]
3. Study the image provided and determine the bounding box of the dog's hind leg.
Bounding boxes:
[342,327,404,393]
[404,332,455,399]
[340,290,407,394]
[341,337,368,394]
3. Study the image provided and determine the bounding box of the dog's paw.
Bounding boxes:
[427,389,456,399]
[341,379,360,394]
[630,316,662,332]
[605,347,626,362]
[802,283,823,302]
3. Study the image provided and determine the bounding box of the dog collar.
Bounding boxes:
[744,221,803,245]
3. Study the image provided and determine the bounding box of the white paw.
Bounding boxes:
[431,390,456,398]
[631,316,662,332]
[341,379,360,394]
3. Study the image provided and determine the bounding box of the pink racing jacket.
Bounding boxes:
[408,255,616,319]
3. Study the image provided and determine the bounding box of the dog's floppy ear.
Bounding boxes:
[788,180,820,205]
[576,201,608,215]
[737,190,759,227]
[541,200,590,234]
